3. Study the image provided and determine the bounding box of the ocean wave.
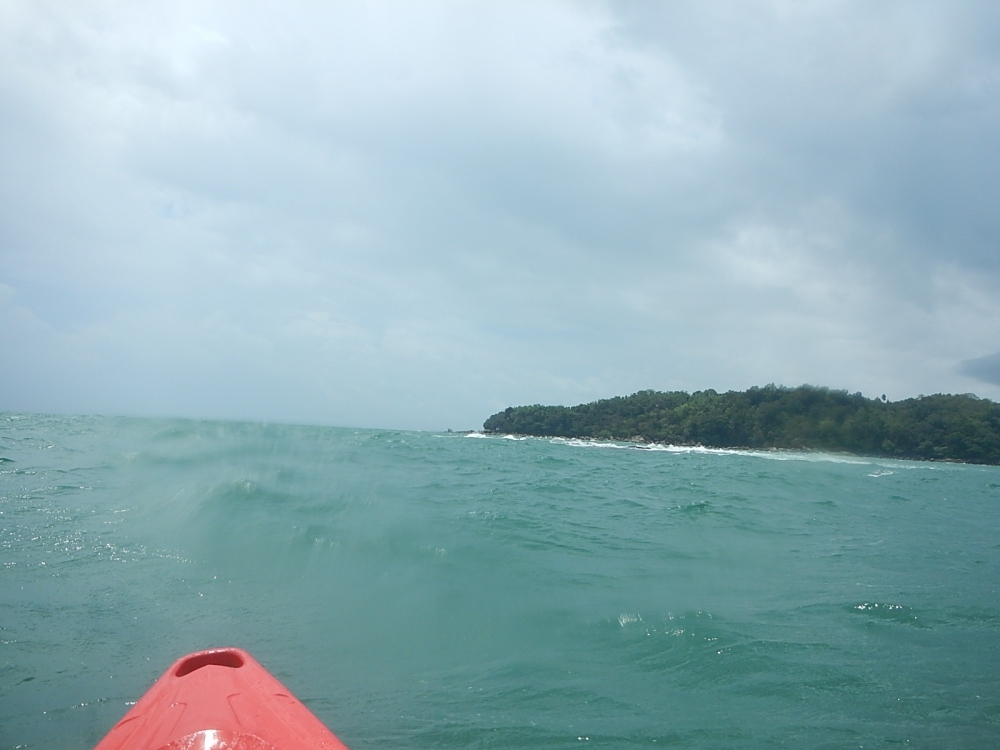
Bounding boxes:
[544,435,882,465]
[468,432,966,470]
[4,413,999,748]
[851,602,924,627]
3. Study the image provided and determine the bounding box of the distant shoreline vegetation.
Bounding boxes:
[482,386,1000,465]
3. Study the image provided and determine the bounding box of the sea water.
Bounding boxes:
[2,413,999,749]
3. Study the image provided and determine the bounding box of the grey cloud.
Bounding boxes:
[960,352,1000,387]
[609,1,1000,268]
[1,1,999,429]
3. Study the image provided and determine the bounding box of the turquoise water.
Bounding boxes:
[2,414,999,749]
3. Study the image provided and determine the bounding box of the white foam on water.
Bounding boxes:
[466,431,962,471]
[548,436,879,465]
[549,437,632,450]
[464,432,528,441]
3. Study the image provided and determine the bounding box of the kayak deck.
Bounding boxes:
[94,648,349,750]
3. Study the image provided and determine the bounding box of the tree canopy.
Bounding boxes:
[482,386,1000,465]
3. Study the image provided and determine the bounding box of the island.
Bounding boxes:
[483,385,1000,465]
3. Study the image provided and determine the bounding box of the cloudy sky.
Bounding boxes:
[1,1,999,430]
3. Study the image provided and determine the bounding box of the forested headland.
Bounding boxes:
[482,386,1000,465]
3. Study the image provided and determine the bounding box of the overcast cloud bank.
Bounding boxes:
[1,1,999,429]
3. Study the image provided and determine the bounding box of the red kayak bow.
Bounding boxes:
[94,648,349,750]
